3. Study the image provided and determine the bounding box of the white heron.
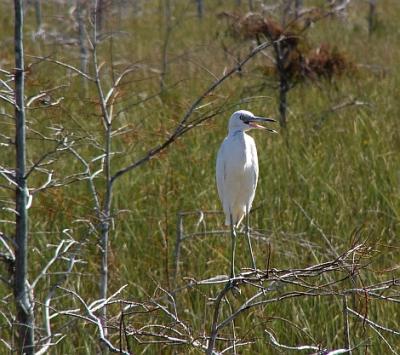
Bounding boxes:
[216,110,276,278]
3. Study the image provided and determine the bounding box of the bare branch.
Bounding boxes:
[58,286,130,354]
[27,55,95,81]
[347,307,400,336]
[111,40,273,183]
[264,329,320,351]
[104,67,137,105]
[31,239,76,290]
[36,250,77,355]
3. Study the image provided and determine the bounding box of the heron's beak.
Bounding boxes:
[248,116,277,133]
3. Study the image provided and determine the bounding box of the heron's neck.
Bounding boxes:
[228,128,247,137]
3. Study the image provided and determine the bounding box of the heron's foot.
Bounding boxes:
[226,277,241,297]
[238,225,254,233]
[228,272,235,286]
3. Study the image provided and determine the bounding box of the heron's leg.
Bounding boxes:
[229,213,237,279]
[245,205,257,271]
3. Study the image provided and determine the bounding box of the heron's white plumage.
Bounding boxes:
[216,110,275,227]
[216,130,258,226]
[216,110,275,276]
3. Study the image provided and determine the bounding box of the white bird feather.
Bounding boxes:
[216,110,276,226]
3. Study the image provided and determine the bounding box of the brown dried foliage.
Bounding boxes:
[306,43,352,79]
[218,12,299,48]
[218,11,353,81]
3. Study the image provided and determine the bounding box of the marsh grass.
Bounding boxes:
[1,0,400,353]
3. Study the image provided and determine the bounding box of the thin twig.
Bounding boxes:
[111,40,274,184]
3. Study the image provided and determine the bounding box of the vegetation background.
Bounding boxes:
[0,0,399,353]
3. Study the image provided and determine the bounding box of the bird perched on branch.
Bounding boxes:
[216,110,277,278]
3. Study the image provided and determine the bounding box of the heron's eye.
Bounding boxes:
[240,115,249,124]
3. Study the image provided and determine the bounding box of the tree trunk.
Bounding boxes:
[195,0,203,19]
[96,0,104,35]
[368,0,377,35]
[33,0,42,33]
[14,0,35,353]
[76,0,88,74]
[278,71,288,129]
[160,0,172,91]
[274,42,289,128]
[99,122,112,337]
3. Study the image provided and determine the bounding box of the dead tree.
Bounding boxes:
[76,0,89,75]
[13,0,35,352]
[0,4,79,351]
[160,0,172,91]
[195,0,203,19]
[218,4,355,129]
[368,0,377,35]
[95,0,104,35]
[33,0,42,33]
[273,39,291,128]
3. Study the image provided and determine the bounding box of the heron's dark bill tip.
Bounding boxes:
[254,116,277,123]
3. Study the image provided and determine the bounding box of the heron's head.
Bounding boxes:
[228,110,277,134]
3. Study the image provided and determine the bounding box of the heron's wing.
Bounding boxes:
[248,138,259,208]
[252,141,259,189]
[216,142,226,202]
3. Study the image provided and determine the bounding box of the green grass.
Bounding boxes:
[1,0,400,353]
